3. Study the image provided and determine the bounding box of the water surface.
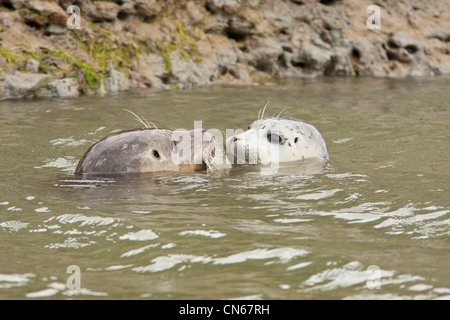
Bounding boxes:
[0,77,449,299]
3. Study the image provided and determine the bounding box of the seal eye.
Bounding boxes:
[153,150,160,159]
[294,137,298,143]
[267,132,282,144]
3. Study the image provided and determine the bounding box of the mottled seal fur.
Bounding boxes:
[75,128,216,174]
[226,116,329,165]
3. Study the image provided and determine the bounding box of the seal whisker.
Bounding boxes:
[141,116,151,128]
[276,107,291,119]
[260,100,270,120]
[123,109,152,128]
[142,116,158,129]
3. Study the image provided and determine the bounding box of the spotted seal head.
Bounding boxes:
[226,116,329,165]
[75,128,217,174]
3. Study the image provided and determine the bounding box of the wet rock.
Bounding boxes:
[294,44,332,75]
[186,1,204,24]
[149,55,169,80]
[37,77,80,98]
[19,9,46,27]
[386,31,428,64]
[25,58,40,73]
[1,0,32,10]
[136,54,170,89]
[324,47,354,76]
[383,31,442,76]
[222,63,240,78]
[345,37,389,77]
[205,22,228,35]
[225,16,255,40]
[169,51,209,89]
[103,69,133,94]
[245,45,283,76]
[27,0,68,27]
[216,47,238,68]
[0,72,48,100]
[199,46,240,82]
[45,24,67,35]
[206,0,239,14]
[0,12,12,27]
[116,0,136,20]
[87,1,120,22]
[426,29,450,42]
[134,0,162,21]
[198,60,219,82]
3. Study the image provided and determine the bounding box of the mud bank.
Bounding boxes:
[1,0,449,100]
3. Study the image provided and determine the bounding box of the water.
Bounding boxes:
[0,77,449,299]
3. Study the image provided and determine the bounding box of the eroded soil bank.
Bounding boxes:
[0,0,449,100]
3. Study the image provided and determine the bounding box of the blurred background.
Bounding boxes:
[1,0,449,99]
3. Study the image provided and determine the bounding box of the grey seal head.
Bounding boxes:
[226,116,329,165]
[75,128,217,174]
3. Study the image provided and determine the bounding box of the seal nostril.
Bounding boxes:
[232,137,238,142]
[294,137,298,143]
[153,150,160,159]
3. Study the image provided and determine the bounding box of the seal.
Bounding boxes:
[75,128,217,174]
[226,116,329,165]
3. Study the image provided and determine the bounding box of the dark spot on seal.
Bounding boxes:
[288,142,292,147]
[294,137,298,143]
[153,150,160,159]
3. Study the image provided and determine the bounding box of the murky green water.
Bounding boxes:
[0,77,449,299]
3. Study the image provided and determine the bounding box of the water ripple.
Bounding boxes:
[0,220,29,232]
[133,247,309,273]
[0,273,34,289]
[119,229,159,241]
[179,230,226,238]
[46,214,116,227]
[25,282,107,298]
[299,261,433,296]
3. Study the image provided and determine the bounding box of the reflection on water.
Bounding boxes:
[0,77,449,299]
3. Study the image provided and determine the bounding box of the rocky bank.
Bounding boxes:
[0,0,449,100]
